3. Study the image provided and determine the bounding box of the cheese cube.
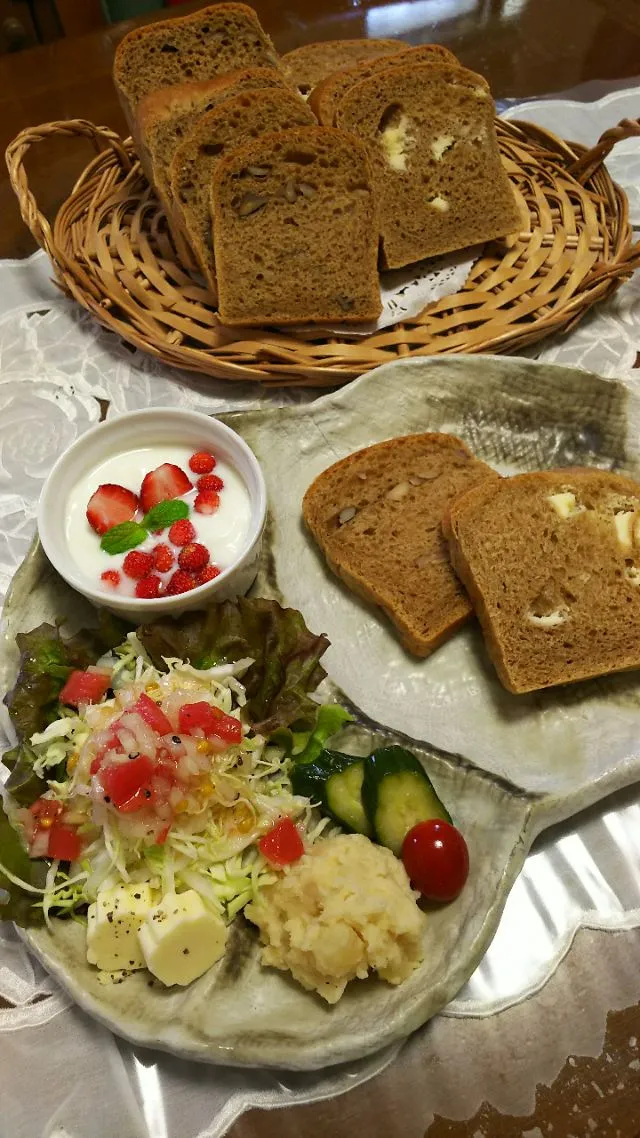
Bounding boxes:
[548,491,580,519]
[614,511,635,550]
[139,890,228,987]
[86,883,154,972]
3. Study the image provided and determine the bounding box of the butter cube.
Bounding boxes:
[614,511,635,550]
[87,883,154,972]
[548,492,581,519]
[139,890,228,987]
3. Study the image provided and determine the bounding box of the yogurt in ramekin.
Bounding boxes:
[38,409,267,620]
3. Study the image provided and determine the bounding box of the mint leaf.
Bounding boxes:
[142,500,189,530]
[101,522,148,555]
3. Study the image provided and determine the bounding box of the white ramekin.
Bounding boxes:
[37,408,267,621]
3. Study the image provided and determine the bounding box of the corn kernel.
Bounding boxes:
[38,816,54,830]
[67,753,79,774]
[233,802,255,835]
[199,782,213,799]
[196,739,212,755]
[145,684,161,698]
[175,800,190,814]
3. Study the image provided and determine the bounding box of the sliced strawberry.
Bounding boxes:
[86,484,139,536]
[152,543,174,573]
[194,490,219,515]
[100,569,121,589]
[131,692,173,735]
[168,518,195,546]
[166,569,197,595]
[140,463,192,513]
[135,574,163,599]
[178,543,209,572]
[197,564,221,586]
[60,669,111,708]
[123,550,154,579]
[189,451,216,474]
[197,473,224,493]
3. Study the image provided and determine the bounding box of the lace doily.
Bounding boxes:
[1,86,639,1138]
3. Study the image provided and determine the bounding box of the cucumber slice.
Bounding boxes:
[291,749,372,836]
[326,761,369,835]
[362,745,451,855]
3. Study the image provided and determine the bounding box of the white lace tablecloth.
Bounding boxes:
[2,87,640,1138]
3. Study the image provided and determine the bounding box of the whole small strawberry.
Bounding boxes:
[166,569,197,595]
[100,569,121,589]
[168,518,196,546]
[189,451,216,474]
[194,491,220,515]
[197,564,221,585]
[123,550,154,579]
[197,473,224,493]
[152,543,174,573]
[178,543,209,572]
[135,574,163,599]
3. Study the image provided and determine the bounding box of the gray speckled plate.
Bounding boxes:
[232,356,640,817]
[4,354,639,1069]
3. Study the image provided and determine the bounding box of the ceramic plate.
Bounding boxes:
[232,356,640,819]
[2,538,536,1070]
[4,354,640,1068]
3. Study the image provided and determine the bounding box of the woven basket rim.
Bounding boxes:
[5,113,640,387]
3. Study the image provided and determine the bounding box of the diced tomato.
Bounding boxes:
[90,729,122,774]
[258,817,304,867]
[60,669,110,708]
[178,701,242,744]
[131,692,173,736]
[29,797,63,821]
[156,824,171,845]
[47,822,82,862]
[101,755,155,812]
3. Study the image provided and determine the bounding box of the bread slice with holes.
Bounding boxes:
[113,3,282,136]
[308,44,457,126]
[302,433,498,656]
[169,88,315,292]
[211,126,381,325]
[281,38,409,96]
[444,468,640,693]
[335,60,521,268]
[135,68,289,204]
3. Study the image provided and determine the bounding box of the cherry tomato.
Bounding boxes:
[101,755,155,812]
[258,817,304,867]
[47,822,82,862]
[178,701,242,744]
[401,819,469,902]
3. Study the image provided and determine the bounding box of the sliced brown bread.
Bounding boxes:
[135,68,289,202]
[281,39,409,96]
[308,44,457,126]
[444,468,640,693]
[113,3,281,136]
[211,126,381,325]
[302,433,498,656]
[169,88,315,292]
[335,60,521,269]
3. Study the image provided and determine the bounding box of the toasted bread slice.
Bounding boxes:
[113,3,281,135]
[308,44,457,126]
[444,468,640,693]
[281,38,409,95]
[302,433,498,656]
[169,88,315,293]
[135,68,289,204]
[211,126,381,325]
[335,60,520,269]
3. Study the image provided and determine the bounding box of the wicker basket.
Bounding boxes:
[6,116,640,388]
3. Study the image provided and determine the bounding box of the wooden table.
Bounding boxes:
[2,2,640,1135]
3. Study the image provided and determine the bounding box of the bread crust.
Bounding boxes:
[302,432,498,656]
[282,38,408,94]
[445,468,640,693]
